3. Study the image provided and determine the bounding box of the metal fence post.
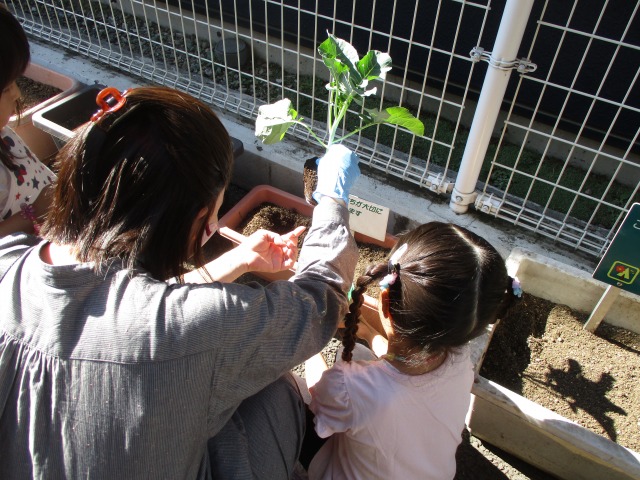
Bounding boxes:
[449,0,536,213]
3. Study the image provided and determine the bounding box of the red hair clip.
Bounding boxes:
[91,87,128,122]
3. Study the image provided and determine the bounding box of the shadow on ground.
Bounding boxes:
[455,429,556,479]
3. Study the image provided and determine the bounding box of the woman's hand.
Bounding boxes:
[239,226,306,273]
[184,226,306,284]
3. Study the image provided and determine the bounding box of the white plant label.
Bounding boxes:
[347,195,389,242]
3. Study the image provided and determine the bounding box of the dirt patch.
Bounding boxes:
[481,293,640,453]
[302,157,318,205]
[17,76,62,111]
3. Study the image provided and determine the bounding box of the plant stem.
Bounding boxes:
[328,94,353,146]
[325,87,336,146]
[335,122,377,143]
[291,120,328,149]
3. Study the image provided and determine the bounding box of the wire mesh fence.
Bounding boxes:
[478,0,640,257]
[8,0,639,258]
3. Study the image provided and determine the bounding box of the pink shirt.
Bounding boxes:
[0,127,55,220]
[308,345,473,480]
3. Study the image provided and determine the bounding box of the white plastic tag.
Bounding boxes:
[347,195,390,242]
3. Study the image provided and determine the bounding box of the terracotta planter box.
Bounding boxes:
[219,184,398,240]
[467,248,640,480]
[218,184,398,277]
[9,63,80,162]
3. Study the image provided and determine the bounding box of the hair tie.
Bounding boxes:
[511,276,523,298]
[379,265,399,290]
[83,87,133,198]
[91,87,128,122]
[379,243,408,290]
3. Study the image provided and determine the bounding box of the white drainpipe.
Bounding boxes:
[450,0,536,213]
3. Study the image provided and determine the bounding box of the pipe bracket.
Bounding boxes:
[470,46,537,74]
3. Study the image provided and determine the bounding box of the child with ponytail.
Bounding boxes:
[303,221,517,479]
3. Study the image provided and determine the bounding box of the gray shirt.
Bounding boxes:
[0,201,357,479]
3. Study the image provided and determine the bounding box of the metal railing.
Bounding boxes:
[477,0,640,257]
[7,0,639,258]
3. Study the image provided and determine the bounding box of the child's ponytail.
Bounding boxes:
[341,284,364,362]
[341,222,512,365]
[341,263,387,362]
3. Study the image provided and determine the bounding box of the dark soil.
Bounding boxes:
[237,201,390,299]
[17,76,62,111]
[18,75,91,134]
[59,109,95,131]
[302,157,318,206]
[239,202,311,249]
[481,293,640,453]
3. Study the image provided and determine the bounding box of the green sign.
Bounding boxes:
[593,203,640,296]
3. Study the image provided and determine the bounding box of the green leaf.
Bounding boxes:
[319,33,364,90]
[323,60,350,90]
[318,33,359,72]
[362,106,425,136]
[357,50,392,81]
[254,98,299,145]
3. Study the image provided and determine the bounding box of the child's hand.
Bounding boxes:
[240,226,306,273]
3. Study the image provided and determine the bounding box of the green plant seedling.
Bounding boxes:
[255,32,425,150]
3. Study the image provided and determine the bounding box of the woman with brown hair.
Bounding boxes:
[0,85,361,479]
